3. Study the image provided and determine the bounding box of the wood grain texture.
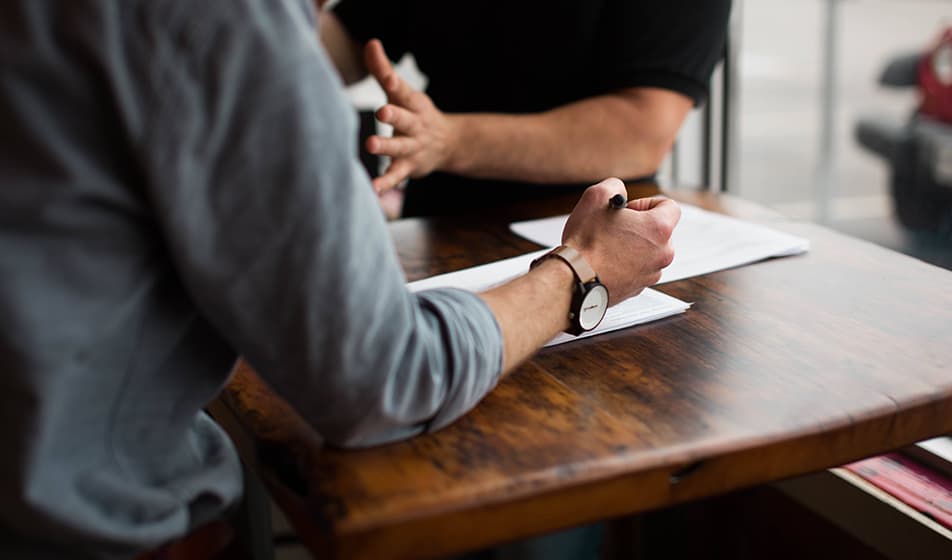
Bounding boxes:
[216,187,952,559]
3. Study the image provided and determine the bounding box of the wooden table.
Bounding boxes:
[212,185,952,559]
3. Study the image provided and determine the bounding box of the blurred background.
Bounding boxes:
[731,0,951,269]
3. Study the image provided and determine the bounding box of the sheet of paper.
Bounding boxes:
[510,203,811,284]
[408,252,690,347]
[407,249,550,293]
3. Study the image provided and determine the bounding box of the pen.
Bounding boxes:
[609,193,627,210]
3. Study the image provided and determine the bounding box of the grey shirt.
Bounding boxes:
[0,1,503,557]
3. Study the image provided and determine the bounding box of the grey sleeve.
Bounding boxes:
[128,0,503,447]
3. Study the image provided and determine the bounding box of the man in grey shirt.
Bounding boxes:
[0,1,680,557]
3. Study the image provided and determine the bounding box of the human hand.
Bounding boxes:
[562,178,680,305]
[363,39,458,193]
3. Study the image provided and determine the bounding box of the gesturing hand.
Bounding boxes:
[364,39,458,193]
[562,178,680,305]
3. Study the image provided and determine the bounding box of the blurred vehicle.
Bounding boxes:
[855,26,952,231]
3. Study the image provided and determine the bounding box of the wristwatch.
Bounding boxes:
[530,245,609,335]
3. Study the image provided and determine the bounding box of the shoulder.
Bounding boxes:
[134,0,315,52]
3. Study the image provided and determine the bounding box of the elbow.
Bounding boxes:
[291,289,501,449]
[308,383,429,449]
[610,136,675,180]
[321,422,422,449]
[305,362,435,449]
[301,338,445,449]
[606,87,691,180]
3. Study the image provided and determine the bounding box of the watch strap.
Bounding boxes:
[530,245,598,284]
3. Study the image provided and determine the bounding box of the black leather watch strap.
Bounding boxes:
[530,245,596,284]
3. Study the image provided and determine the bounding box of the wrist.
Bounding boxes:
[441,114,469,174]
[529,257,576,331]
[532,253,577,283]
[531,245,610,335]
[559,239,599,281]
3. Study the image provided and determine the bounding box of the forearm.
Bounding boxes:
[317,9,366,85]
[445,89,691,184]
[479,259,574,373]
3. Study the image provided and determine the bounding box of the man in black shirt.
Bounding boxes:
[319,0,732,216]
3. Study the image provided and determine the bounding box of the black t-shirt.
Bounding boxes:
[333,0,732,216]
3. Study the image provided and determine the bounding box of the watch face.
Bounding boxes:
[578,284,609,331]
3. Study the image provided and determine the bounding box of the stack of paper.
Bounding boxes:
[510,204,810,284]
[407,252,690,348]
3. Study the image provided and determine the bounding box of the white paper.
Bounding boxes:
[407,249,550,293]
[509,204,810,284]
[408,252,690,347]
[917,437,952,465]
[543,288,690,347]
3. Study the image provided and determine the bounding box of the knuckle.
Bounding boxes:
[650,216,674,241]
[593,178,624,201]
[582,177,626,208]
[584,180,614,200]
[658,245,675,269]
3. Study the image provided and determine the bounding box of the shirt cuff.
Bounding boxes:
[415,288,504,432]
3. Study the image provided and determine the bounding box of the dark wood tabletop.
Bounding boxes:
[213,184,952,559]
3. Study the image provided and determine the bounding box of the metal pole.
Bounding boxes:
[702,91,713,189]
[721,0,743,192]
[816,0,841,224]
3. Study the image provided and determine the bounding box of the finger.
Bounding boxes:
[575,177,625,211]
[643,198,682,235]
[372,159,414,193]
[363,39,393,85]
[376,186,404,219]
[593,177,626,198]
[366,135,419,158]
[626,196,670,212]
[376,104,419,134]
[364,40,415,105]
